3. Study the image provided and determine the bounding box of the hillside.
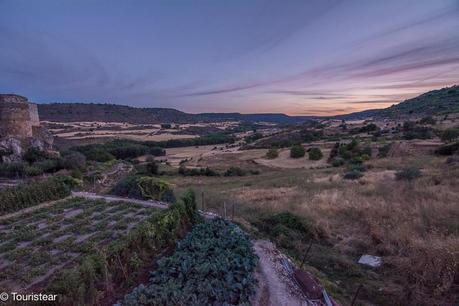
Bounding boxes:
[335,85,459,120]
[38,103,311,124]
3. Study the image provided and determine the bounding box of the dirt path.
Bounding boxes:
[71,191,169,209]
[252,240,306,306]
[252,240,338,306]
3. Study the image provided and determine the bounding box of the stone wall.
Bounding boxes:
[28,103,40,127]
[0,94,42,139]
[0,100,33,138]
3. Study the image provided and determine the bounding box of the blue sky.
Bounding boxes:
[1,0,458,115]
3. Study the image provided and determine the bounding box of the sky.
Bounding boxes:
[1,0,459,115]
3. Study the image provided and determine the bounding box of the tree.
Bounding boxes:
[146,161,159,175]
[308,147,323,160]
[290,145,305,158]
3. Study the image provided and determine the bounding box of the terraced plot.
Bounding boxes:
[0,197,160,291]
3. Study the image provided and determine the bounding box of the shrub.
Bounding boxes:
[266,148,279,159]
[290,144,305,158]
[343,170,363,180]
[78,146,115,162]
[441,128,459,143]
[149,146,166,156]
[109,144,149,159]
[61,152,87,170]
[22,147,49,163]
[33,159,61,173]
[378,143,392,158]
[420,116,436,125]
[396,167,422,181]
[435,142,459,155]
[122,218,258,306]
[0,162,28,178]
[358,123,379,133]
[224,166,247,176]
[0,177,73,215]
[308,147,323,160]
[111,175,175,202]
[349,164,367,172]
[137,177,175,202]
[178,166,219,177]
[110,175,144,199]
[145,161,158,175]
[331,157,345,167]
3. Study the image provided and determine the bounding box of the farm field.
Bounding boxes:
[0,197,160,291]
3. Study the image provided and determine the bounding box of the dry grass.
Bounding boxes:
[173,150,459,305]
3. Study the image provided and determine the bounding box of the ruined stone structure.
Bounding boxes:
[0,94,40,139]
[0,94,53,162]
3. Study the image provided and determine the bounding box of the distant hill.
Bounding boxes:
[335,85,459,120]
[37,103,312,124]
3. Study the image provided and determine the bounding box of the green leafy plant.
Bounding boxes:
[122,218,258,306]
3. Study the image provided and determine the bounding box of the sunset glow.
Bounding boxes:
[1,0,459,115]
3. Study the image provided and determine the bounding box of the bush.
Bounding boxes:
[110,175,144,199]
[109,144,149,159]
[395,167,422,181]
[145,161,158,175]
[77,146,115,162]
[178,165,219,177]
[0,177,73,215]
[122,218,258,306]
[111,175,175,202]
[137,177,175,202]
[343,170,363,180]
[349,164,367,172]
[420,116,436,125]
[33,159,61,173]
[266,148,279,159]
[22,147,49,163]
[435,142,459,155]
[290,144,305,158]
[224,166,247,176]
[441,128,459,143]
[378,143,392,158]
[308,147,323,160]
[0,162,28,178]
[149,146,166,156]
[61,152,87,170]
[331,157,345,167]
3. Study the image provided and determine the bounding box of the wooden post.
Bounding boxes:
[350,284,363,306]
[201,191,205,211]
[300,241,313,269]
[232,202,235,220]
[223,202,227,219]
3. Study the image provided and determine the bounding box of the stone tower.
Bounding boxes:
[0,94,53,162]
[0,94,40,139]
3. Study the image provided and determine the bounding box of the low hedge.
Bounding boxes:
[0,176,74,215]
[122,218,258,306]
